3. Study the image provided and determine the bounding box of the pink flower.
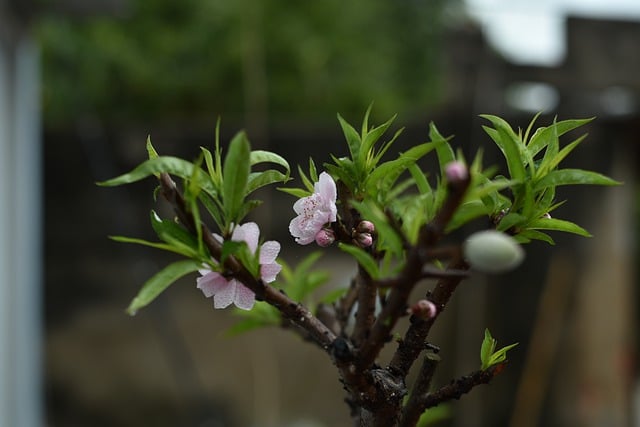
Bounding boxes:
[445,161,468,182]
[289,172,337,245]
[196,222,281,310]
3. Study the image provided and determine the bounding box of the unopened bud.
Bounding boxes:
[542,212,552,219]
[357,220,375,234]
[463,230,524,273]
[409,299,437,319]
[315,228,335,247]
[356,232,373,248]
[445,161,469,182]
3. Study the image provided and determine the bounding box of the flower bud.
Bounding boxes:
[463,230,524,273]
[356,220,375,234]
[315,228,335,247]
[445,161,469,182]
[409,299,437,319]
[355,232,373,248]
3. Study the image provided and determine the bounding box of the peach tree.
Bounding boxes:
[99,109,618,426]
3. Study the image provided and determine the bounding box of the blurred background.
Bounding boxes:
[1,0,638,425]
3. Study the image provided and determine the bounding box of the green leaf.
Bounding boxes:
[527,217,591,237]
[338,243,380,280]
[150,211,196,245]
[247,170,290,194]
[127,259,201,315]
[534,134,587,179]
[429,122,455,174]
[361,113,397,160]
[480,328,518,370]
[97,156,217,195]
[534,169,621,191]
[480,115,528,182]
[337,113,362,162]
[222,131,251,225]
[527,117,593,158]
[109,235,197,258]
[249,150,290,173]
[480,329,496,370]
[446,200,490,232]
[496,212,527,232]
[146,136,159,160]
[278,187,311,198]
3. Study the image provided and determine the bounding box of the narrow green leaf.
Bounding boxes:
[527,217,592,237]
[127,260,201,315]
[98,156,216,195]
[535,134,587,179]
[488,342,519,367]
[527,117,594,158]
[429,122,455,173]
[480,115,527,182]
[338,243,380,280]
[222,131,251,224]
[534,168,621,192]
[247,170,290,194]
[110,235,196,258]
[516,229,555,245]
[146,136,159,160]
[337,113,362,162]
[361,114,397,160]
[497,212,527,232]
[278,187,311,198]
[249,150,290,173]
[480,328,496,370]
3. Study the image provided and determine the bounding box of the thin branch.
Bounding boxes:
[399,352,441,427]
[388,259,468,378]
[355,174,471,370]
[422,363,506,409]
[159,173,337,350]
[352,264,377,346]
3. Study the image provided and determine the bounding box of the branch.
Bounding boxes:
[158,173,337,350]
[388,259,468,378]
[355,173,471,370]
[399,352,440,427]
[422,363,506,409]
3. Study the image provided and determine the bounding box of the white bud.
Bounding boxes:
[463,230,524,273]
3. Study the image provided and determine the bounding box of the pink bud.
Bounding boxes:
[445,161,468,182]
[315,228,335,247]
[357,220,375,234]
[409,299,437,319]
[356,232,373,248]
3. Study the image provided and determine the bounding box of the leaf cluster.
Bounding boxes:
[98,123,290,313]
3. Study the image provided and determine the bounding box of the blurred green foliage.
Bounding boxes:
[38,0,449,125]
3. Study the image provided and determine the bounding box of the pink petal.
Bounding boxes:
[289,216,316,245]
[233,282,256,310]
[213,279,237,309]
[259,241,281,264]
[196,271,227,298]
[316,172,337,203]
[260,262,282,283]
[233,222,259,254]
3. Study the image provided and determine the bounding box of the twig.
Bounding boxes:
[158,173,337,350]
[422,364,506,409]
[399,352,441,427]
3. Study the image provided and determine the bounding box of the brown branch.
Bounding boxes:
[352,264,377,346]
[388,259,469,378]
[399,352,441,427]
[422,363,506,409]
[355,173,471,371]
[158,173,337,350]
